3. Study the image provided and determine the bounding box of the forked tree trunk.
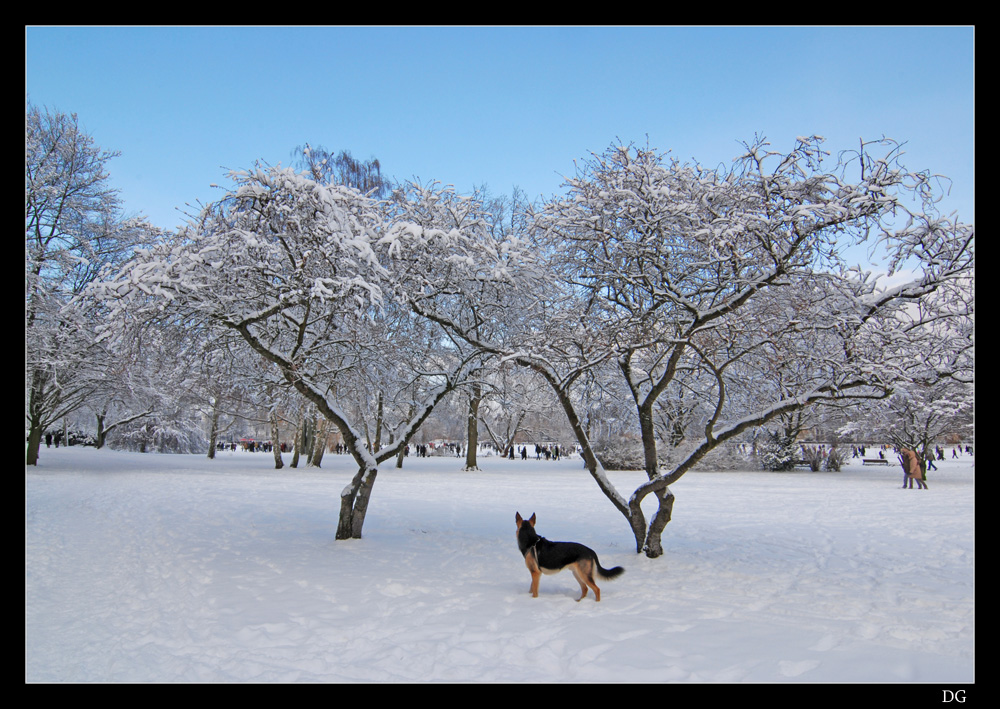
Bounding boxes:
[642,488,675,558]
[337,464,378,540]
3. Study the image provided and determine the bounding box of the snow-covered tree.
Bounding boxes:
[842,373,973,474]
[93,313,210,453]
[25,102,161,464]
[383,181,536,465]
[891,380,973,454]
[473,361,559,459]
[417,136,973,558]
[94,166,518,539]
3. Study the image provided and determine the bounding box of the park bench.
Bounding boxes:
[862,458,889,466]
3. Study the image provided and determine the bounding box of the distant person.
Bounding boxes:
[899,448,928,489]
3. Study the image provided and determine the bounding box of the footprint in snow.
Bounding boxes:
[778,659,820,677]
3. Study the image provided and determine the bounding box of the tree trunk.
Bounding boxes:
[270,411,284,469]
[337,464,378,540]
[642,487,675,558]
[290,417,303,467]
[207,402,220,459]
[301,416,315,465]
[311,416,328,467]
[95,412,107,449]
[26,423,43,466]
[373,393,384,454]
[464,385,481,470]
[635,403,675,557]
[637,404,661,480]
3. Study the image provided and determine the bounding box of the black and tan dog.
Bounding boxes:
[515,512,624,602]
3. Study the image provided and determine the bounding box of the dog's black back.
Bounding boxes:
[516,512,624,578]
[518,522,585,568]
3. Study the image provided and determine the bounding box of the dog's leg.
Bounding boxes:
[569,564,589,601]
[573,560,601,602]
[529,570,541,597]
[525,550,542,598]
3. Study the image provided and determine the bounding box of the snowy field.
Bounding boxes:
[25,446,974,684]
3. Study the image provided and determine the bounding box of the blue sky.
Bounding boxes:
[26,26,974,244]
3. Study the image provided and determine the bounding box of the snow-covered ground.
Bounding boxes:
[25,446,974,683]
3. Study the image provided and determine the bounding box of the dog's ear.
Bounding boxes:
[528,513,536,526]
[516,512,523,525]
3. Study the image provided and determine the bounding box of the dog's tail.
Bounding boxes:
[596,562,625,580]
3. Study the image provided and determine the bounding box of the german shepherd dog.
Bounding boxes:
[515,512,624,601]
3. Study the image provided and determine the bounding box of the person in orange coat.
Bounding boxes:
[899,448,928,489]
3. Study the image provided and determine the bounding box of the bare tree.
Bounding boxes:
[294,143,393,198]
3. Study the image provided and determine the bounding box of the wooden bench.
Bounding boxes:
[862,458,890,466]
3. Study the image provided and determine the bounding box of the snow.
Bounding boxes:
[26,446,974,683]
